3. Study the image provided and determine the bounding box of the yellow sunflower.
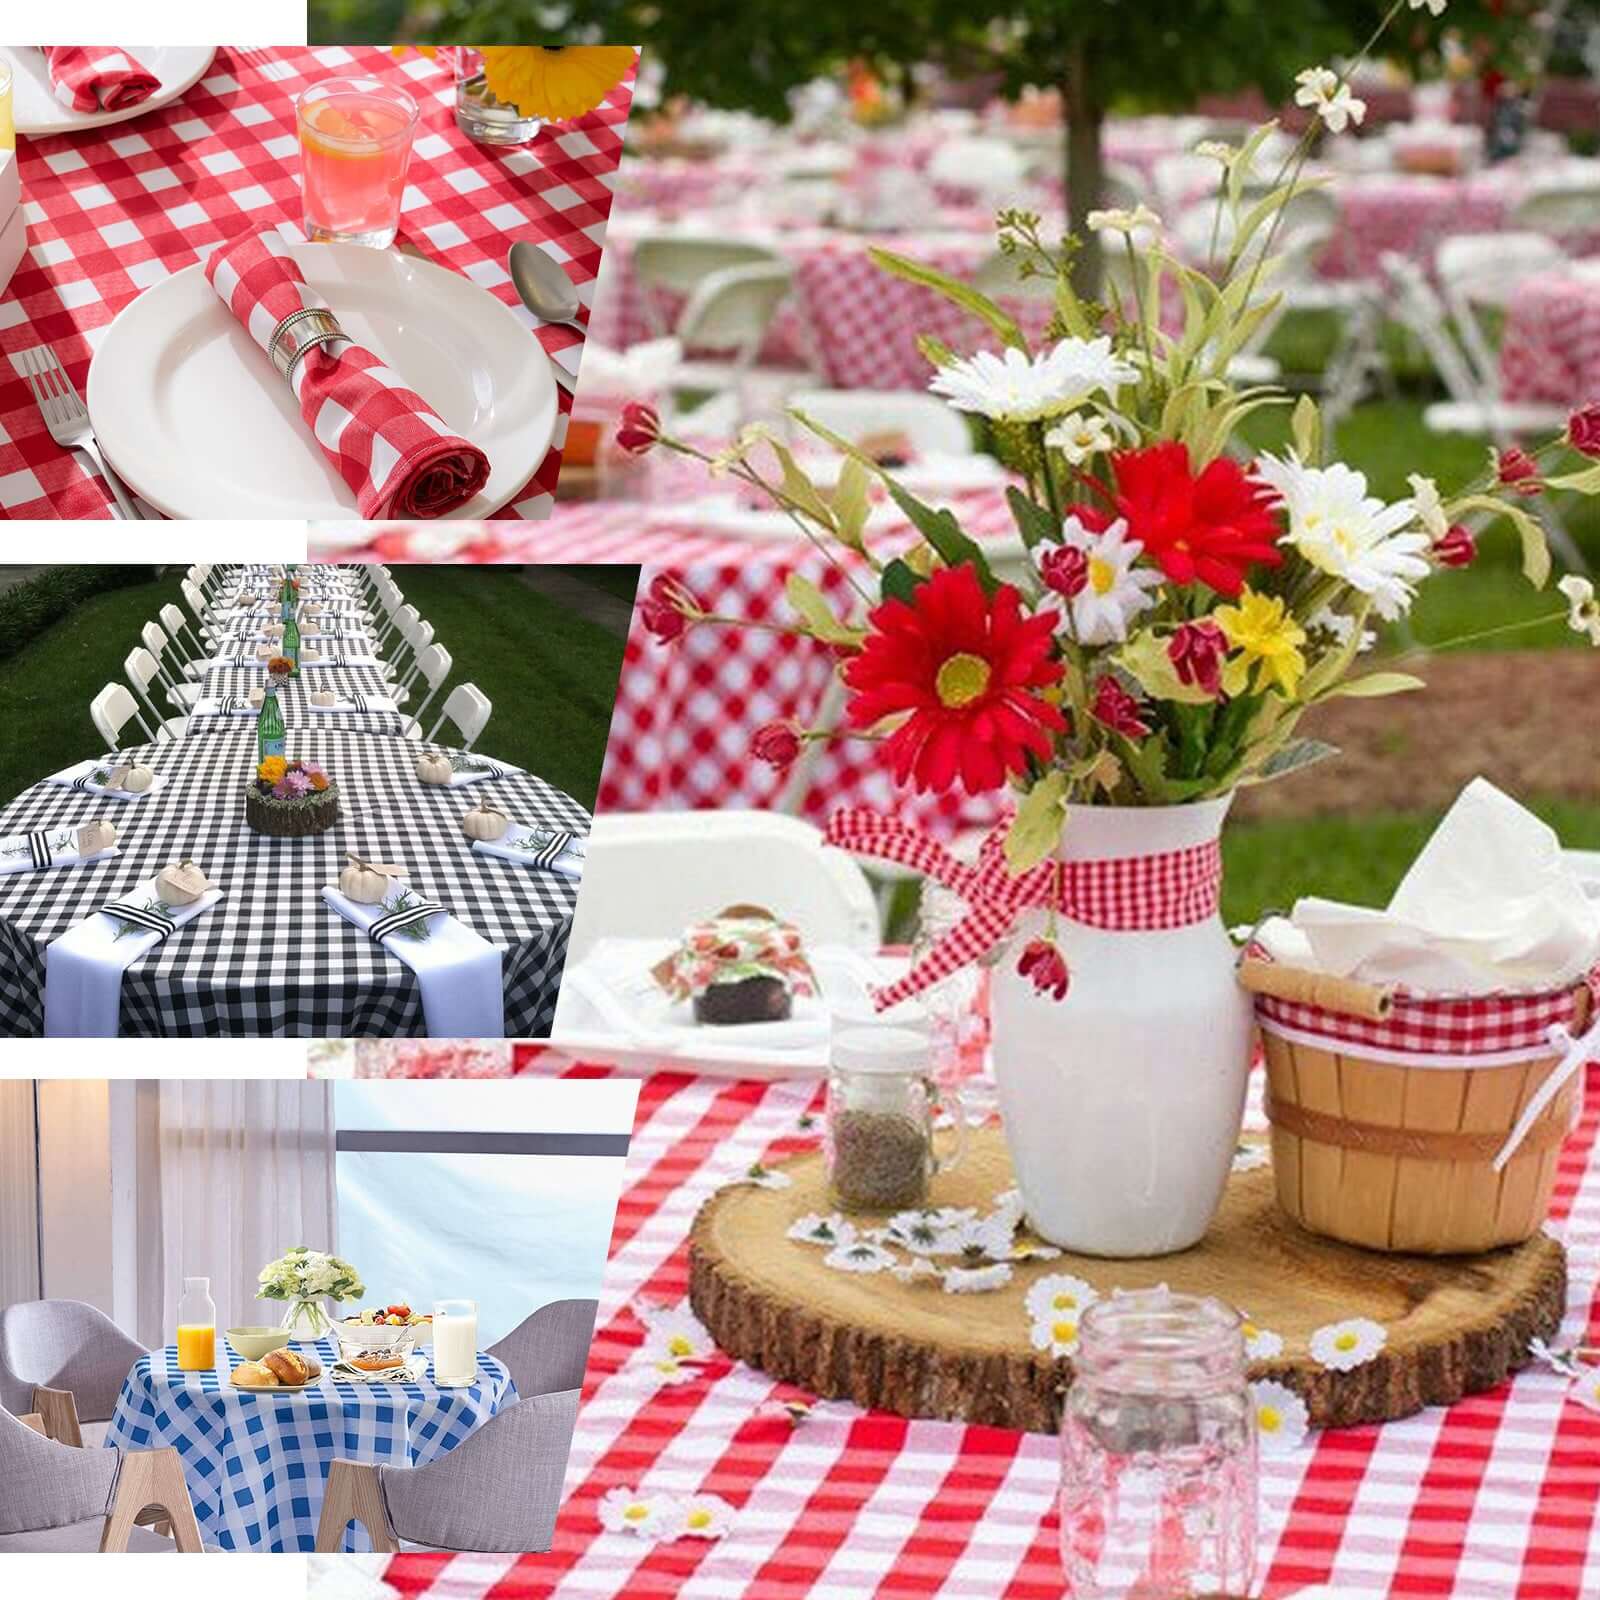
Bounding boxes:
[480,45,636,122]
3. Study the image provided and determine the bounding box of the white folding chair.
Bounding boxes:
[159,602,207,677]
[122,650,189,742]
[138,622,199,710]
[1436,231,1567,394]
[90,683,158,751]
[400,643,453,738]
[389,620,435,705]
[926,135,1029,204]
[631,235,788,340]
[1509,185,1600,251]
[672,261,800,396]
[425,683,491,750]
[786,388,974,457]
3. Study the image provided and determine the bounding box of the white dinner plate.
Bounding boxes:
[548,937,917,1079]
[1,46,216,136]
[88,243,558,519]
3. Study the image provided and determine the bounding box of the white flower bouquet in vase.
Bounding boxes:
[257,1246,365,1342]
[621,2,1600,1257]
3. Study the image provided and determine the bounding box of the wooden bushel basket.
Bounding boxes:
[1239,957,1595,1254]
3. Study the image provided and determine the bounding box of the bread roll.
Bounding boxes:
[262,1347,310,1385]
[231,1361,278,1388]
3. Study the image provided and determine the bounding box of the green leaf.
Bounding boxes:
[879,558,921,605]
[758,436,837,533]
[784,573,865,646]
[1321,671,1426,699]
[830,458,871,552]
[1544,462,1600,495]
[1004,770,1068,872]
[1290,393,1323,466]
[1114,630,1215,705]
[1228,121,1280,216]
[1006,485,1059,550]
[1446,493,1550,588]
[882,483,997,592]
[1242,738,1340,786]
[868,246,1025,350]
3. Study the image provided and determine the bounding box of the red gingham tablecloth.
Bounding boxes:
[0,44,633,519]
[378,1055,1600,1599]
[1500,267,1600,408]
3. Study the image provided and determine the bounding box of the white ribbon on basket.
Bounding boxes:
[1492,1017,1600,1173]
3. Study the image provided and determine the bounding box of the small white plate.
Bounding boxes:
[548,937,914,1079]
[1,46,216,136]
[88,243,557,520]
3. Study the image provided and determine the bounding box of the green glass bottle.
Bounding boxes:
[258,685,286,763]
[279,575,296,622]
[283,614,301,675]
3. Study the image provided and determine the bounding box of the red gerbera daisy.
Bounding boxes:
[844,564,1066,796]
[1081,440,1282,598]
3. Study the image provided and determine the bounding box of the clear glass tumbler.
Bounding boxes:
[297,75,420,248]
[1059,1290,1257,1599]
[454,48,545,146]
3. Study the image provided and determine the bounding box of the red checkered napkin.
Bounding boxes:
[205,230,490,520]
[43,46,160,114]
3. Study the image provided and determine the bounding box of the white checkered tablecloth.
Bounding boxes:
[0,45,634,520]
[105,1338,514,1553]
[0,726,587,1036]
[375,1055,1600,1600]
[1500,267,1600,408]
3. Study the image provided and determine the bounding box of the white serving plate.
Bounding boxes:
[1,46,216,135]
[88,242,557,520]
[548,936,913,1079]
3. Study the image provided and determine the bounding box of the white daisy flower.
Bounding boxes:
[1305,604,1376,654]
[1241,1316,1285,1361]
[1256,452,1430,619]
[991,1188,1025,1227]
[1025,1273,1101,1325]
[1408,0,1446,14]
[639,1304,714,1365]
[1086,203,1162,234]
[947,1213,1020,1263]
[1309,1316,1388,1371]
[1009,1239,1063,1263]
[1044,410,1118,466]
[1559,575,1600,645]
[882,1211,963,1256]
[1568,1366,1600,1412]
[739,1162,792,1189]
[1294,67,1367,134]
[1231,1142,1271,1173]
[787,1212,856,1248]
[598,1486,686,1540]
[891,1256,945,1287]
[1053,514,1165,644]
[1195,140,1234,162]
[640,1354,701,1385]
[824,1240,896,1274]
[1251,1379,1311,1455]
[943,1263,1014,1294]
[928,337,1138,423]
[1406,473,1448,541]
[680,1492,736,1539]
[1031,1312,1084,1357]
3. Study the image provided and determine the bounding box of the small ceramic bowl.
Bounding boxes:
[228,1326,289,1361]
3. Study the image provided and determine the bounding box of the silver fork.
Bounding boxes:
[17,346,142,520]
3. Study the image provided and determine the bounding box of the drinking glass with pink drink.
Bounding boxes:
[297,76,419,249]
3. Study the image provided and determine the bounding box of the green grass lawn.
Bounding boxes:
[0,566,628,812]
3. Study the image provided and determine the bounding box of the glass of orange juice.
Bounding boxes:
[0,58,14,154]
[297,75,419,249]
[176,1276,217,1372]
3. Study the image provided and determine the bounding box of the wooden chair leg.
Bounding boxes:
[314,1459,399,1553]
[30,1385,83,1447]
[101,1447,204,1552]
[17,1412,46,1436]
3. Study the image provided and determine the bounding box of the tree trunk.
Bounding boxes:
[1065,41,1105,302]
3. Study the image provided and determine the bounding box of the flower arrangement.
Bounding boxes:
[257,1245,365,1340]
[254,757,328,801]
[395,44,635,121]
[624,2,1600,998]
[267,655,293,678]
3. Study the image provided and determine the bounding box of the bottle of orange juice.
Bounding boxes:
[176,1277,217,1372]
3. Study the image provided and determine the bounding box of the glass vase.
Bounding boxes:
[279,1297,331,1342]
[454,48,545,146]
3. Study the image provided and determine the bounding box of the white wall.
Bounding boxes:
[0,1081,40,1308]
[36,1080,114,1315]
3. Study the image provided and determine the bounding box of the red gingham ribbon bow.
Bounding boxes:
[44,46,160,115]
[824,806,1224,1011]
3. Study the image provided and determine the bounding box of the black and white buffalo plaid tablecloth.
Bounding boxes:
[0,731,586,1037]
[186,662,405,738]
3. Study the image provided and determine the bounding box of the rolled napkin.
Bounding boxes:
[471,821,586,881]
[0,823,121,875]
[43,46,161,114]
[191,697,260,717]
[418,752,524,789]
[321,881,504,1037]
[308,692,397,714]
[299,653,380,669]
[1254,778,1600,995]
[44,758,164,802]
[205,231,491,520]
[43,877,224,1037]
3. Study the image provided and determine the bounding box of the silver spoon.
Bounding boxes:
[508,240,582,394]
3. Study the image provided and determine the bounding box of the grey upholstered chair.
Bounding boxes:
[0,1299,149,1448]
[0,1407,202,1552]
[314,1389,581,1553]
[486,1298,598,1399]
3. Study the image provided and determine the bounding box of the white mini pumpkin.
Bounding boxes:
[157,860,209,905]
[339,854,398,905]
[416,753,453,786]
[310,690,337,707]
[301,646,321,662]
[122,766,156,794]
[462,804,509,842]
[77,820,117,855]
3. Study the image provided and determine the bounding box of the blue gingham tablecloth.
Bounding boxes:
[104,1338,515,1551]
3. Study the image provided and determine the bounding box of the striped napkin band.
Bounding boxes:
[102,900,178,939]
[70,773,100,792]
[24,831,55,869]
[528,831,575,869]
[367,898,444,943]
[222,697,252,713]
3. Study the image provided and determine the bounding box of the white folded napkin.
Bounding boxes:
[443,756,524,788]
[191,696,260,717]
[321,883,504,1037]
[43,759,165,802]
[43,878,224,1037]
[1258,778,1600,994]
[308,693,398,715]
[300,653,381,668]
[472,821,586,881]
[0,825,120,875]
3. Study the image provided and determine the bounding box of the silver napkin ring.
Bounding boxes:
[267,307,345,383]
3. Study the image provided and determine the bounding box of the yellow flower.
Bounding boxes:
[1216,588,1307,699]
[258,756,287,783]
[480,45,636,122]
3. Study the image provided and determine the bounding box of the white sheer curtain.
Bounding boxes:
[0,1081,40,1311]
[139,1081,336,1347]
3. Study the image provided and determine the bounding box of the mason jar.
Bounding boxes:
[1059,1290,1257,1598]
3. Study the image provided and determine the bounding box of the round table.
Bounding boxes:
[1500,263,1600,407]
[105,1338,515,1552]
[0,727,588,1036]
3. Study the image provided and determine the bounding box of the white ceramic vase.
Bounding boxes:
[989,795,1252,1257]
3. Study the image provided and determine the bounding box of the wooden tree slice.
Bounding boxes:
[689,1128,1566,1432]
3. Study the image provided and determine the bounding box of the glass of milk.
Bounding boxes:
[432,1299,479,1388]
